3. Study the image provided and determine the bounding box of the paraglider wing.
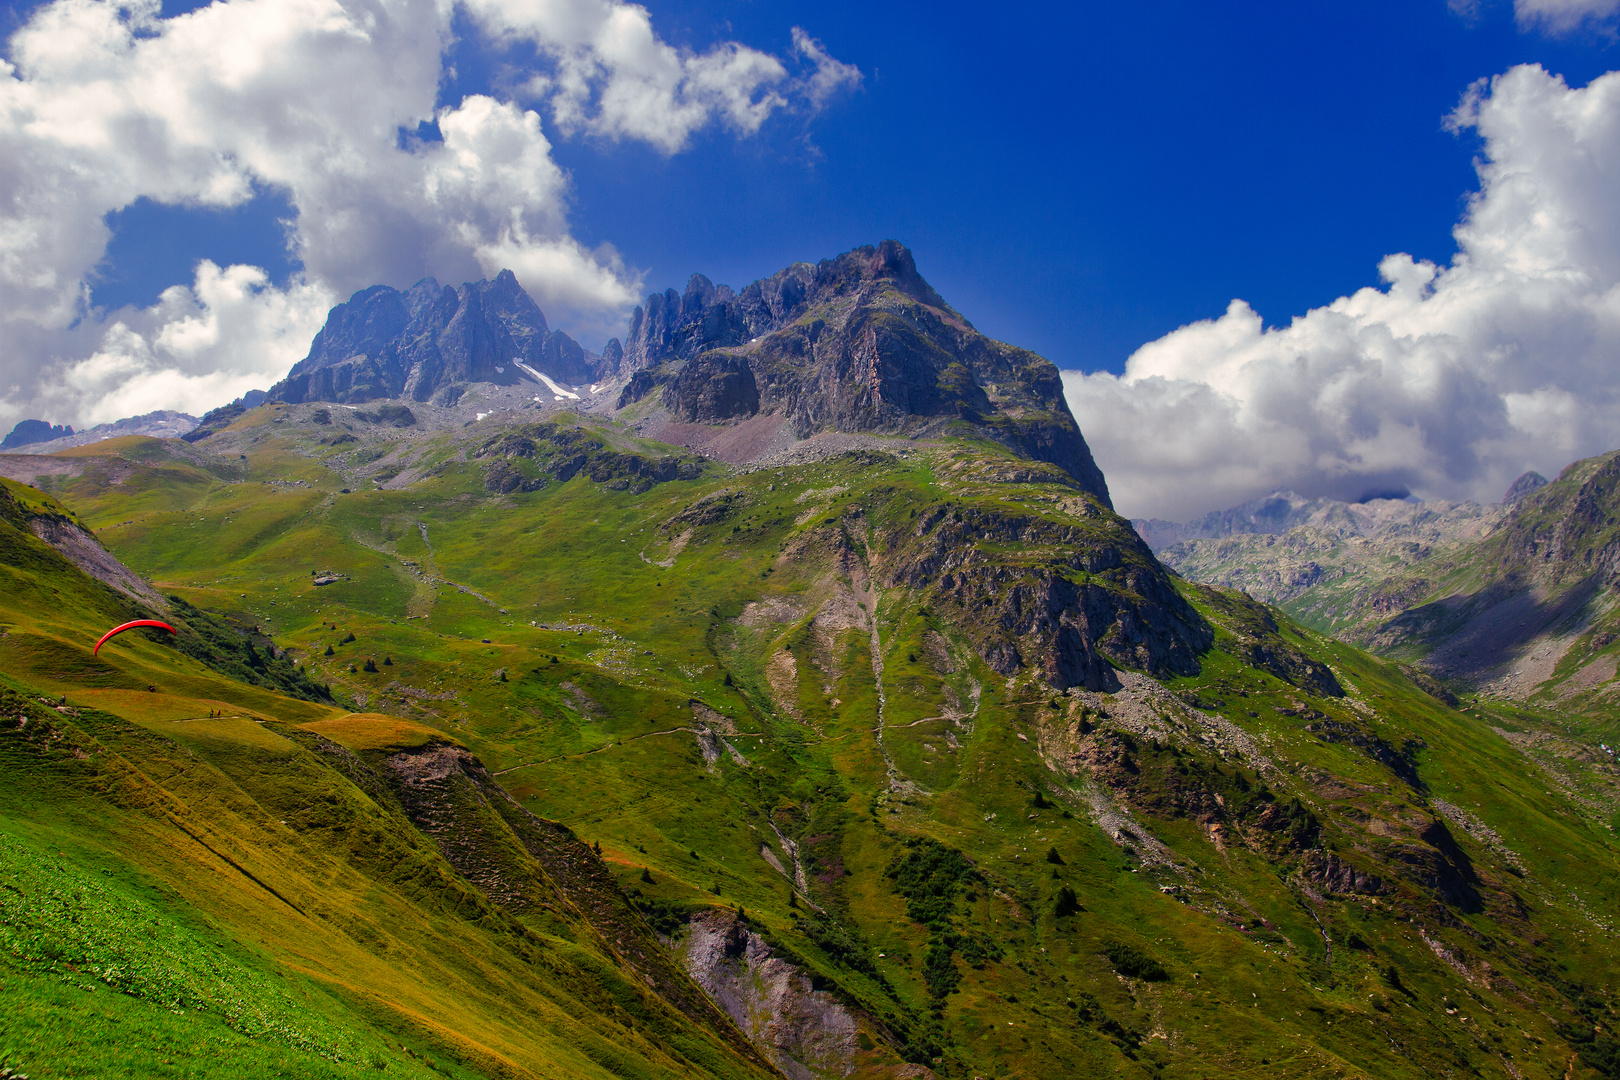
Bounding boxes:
[93,620,178,655]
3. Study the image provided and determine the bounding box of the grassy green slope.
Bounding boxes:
[6,405,1620,1080]
[0,486,781,1080]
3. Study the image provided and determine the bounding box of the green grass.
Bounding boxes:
[0,824,448,1079]
[3,409,1619,1078]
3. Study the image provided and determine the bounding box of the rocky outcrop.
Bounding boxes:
[617,242,1112,505]
[870,494,1210,691]
[1298,851,1387,896]
[270,270,601,404]
[0,480,165,608]
[679,908,859,1080]
[474,421,704,495]
[619,273,746,373]
[664,353,759,421]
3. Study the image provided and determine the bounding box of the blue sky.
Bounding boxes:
[550,0,1618,369]
[4,0,1620,517]
[48,0,1613,367]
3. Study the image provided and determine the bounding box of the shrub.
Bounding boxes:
[1054,885,1081,918]
[1102,941,1168,981]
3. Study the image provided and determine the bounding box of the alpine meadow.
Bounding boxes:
[2,241,1619,1080]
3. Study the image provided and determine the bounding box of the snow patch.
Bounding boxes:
[538,373,580,400]
[475,412,489,421]
[512,359,581,400]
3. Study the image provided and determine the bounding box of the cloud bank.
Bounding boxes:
[0,0,857,428]
[1064,64,1620,522]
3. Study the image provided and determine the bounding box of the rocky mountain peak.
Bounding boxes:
[269,270,595,405]
[616,240,1111,505]
[616,240,953,376]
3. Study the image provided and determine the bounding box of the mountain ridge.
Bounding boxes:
[626,241,1110,503]
[266,241,1112,505]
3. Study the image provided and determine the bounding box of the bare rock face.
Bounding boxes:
[270,270,599,404]
[0,481,165,609]
[875,494,1211,691]
[663,352,760,421]
[616,242,1112,506]
[28,515,167,609]
[679,908,858,1080]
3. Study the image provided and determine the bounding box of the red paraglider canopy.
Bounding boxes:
[93,619,177,655]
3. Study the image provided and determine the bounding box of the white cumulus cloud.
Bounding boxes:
[29,262,334,426]
[1064,63,1620,522]
[0,0,857,430]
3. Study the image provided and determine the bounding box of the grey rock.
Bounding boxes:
[270,270,602,405]
[621,241,1111,504]
[599,336,625,377]
[664,352,758,422]
[1134,490,1322,550]
[678,908,858,1080]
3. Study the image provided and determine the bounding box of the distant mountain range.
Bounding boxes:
[1133,473,1548,552]
[1138,462,1620,708]
[0,419,73,448]
[0,410,198,454]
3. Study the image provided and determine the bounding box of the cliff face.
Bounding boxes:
[870,486,1210,690]
[678,909,859,1080]
[269,270,598,404]
[617,241,1112,506]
